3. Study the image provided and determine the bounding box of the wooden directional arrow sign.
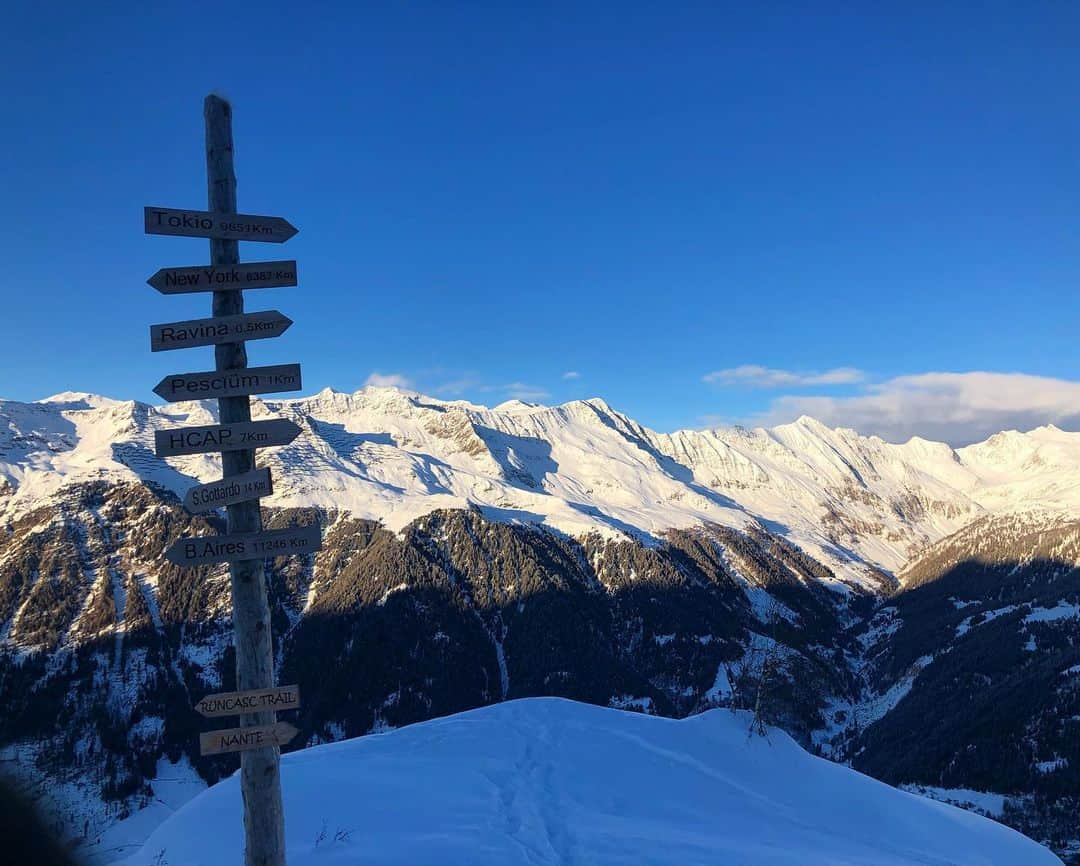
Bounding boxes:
[185,467,274,514]
[147,261,298,295]
[145,207,298,243]
[195,685,301,718]
[156,420,301,457]
[153,364,301,402]
[200,722,299,756]
[166,524,322,567]
[150,311,293,352]
[156,419,301,458]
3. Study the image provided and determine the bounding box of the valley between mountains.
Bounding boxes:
[1,387,1077,862]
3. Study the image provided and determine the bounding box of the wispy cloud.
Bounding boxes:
[503,382,550,402]
[703,365,866,388]
[752,371,1080,446]
[433,376,482,397]
[697,413,739,430]
[364,371,413,389]
[432,374,552,403]
[562,371,581,380]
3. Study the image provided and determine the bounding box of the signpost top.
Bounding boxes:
[145,207,298,243]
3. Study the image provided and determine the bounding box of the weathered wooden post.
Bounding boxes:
[145,95,318,866]
[205,94,285,866]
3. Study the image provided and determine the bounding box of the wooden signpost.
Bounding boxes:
[145,95,320,866]
[148,261,298,294]
[185,467,273,514]
[151,311,293,352]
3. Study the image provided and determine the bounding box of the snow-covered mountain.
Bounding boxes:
[3,386,1077,584]
[119,697,1062,866]
[2,387,1078,862]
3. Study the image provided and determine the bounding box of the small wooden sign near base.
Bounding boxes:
[196,685,301,718]
[200,722,299,756]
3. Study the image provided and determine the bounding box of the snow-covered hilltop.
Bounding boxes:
[2,386,1077,583]
[119,697,1062,866]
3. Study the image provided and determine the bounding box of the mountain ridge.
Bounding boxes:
[3,386,1077,586]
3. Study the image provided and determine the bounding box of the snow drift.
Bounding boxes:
[120,698,1061,866]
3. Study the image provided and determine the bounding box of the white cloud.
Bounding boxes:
[364,372,413,389]
[562,371,581,380]
[703,365,866,388]
[752,371,1080,446]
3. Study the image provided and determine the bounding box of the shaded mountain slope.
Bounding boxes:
[853,513,1080,857]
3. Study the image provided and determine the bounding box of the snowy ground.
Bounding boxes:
[119,698,1061,866]
[85,757,205,864]
[899,784,1008,819]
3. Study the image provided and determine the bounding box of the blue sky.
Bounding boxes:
[2,3,1078,444]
